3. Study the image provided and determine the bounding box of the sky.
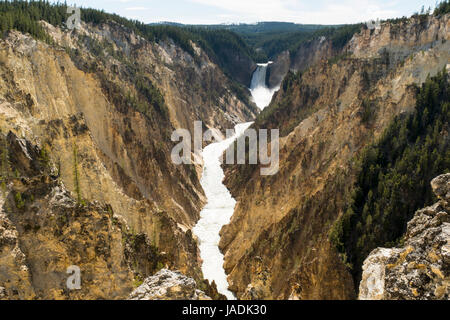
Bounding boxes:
[64,0,439,25]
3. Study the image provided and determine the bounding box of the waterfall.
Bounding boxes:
[250,62,279,110]
[193,61,279,300]
[250,63,270,89]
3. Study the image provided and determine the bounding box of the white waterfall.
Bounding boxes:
[250,62,280,110]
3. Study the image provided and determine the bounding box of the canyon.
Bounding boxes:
[0,2,449,301]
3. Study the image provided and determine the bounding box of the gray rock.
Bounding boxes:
[431,173,450,202]
[359,173,450,300]
[128,269,211,300]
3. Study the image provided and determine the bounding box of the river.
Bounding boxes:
[192,63,277,299]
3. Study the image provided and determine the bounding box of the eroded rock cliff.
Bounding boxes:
[267,36,336,89]
[0,18,256,299]
[359,174,450,300]
[222,13,449,300]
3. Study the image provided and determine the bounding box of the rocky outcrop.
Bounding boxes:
[0,131,157,299]
[267,36,338,89]
[348,15,450,64]
[359,174,450,300]
[0,126,228,300]
[0,193,35,299]
[268,14,449,91]
[221,13,449,300]
[129,269,211,300]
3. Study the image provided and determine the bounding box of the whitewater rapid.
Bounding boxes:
[193,122,252,300]
[193,62,277,299]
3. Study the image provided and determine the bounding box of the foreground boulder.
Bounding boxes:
[128,269,211,300]
[359,173,450,300]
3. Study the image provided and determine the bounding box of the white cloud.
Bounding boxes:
[189,0,400,24]
[125,6,149,11]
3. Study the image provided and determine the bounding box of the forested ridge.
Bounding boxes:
[174,22,362,60]
[0,0,200,52]
[2,1,448,78]
[330,69,450,287]
[237,0,449,59]
[0,0,265,109]
[0,2,252,82]
[434,0,450,15]
[0,1,371,81]
[185,22,324,60]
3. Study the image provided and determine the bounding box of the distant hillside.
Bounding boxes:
[149,21,326,61]
[205,22,327,59]
[150,21,326,34]
[154,21,362,60]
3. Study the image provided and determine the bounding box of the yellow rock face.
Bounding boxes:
[0,20,256,299]
[221,14,450,300]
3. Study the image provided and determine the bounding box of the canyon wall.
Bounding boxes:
[0,20,256,299]
[267,36,336,89]
[222,14,449,299]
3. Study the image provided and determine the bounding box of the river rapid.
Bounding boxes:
[192,63,277,299]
